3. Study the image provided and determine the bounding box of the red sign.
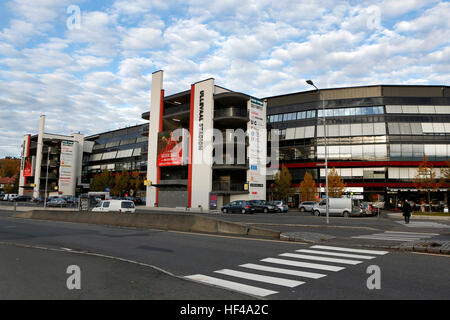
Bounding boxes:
[23,160,32,177]
[157,129,188,167]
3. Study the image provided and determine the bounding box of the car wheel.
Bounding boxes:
[300,207,305,212]
[263,208,268,213]
[222,208,228,213]
[343,211,349,218]
[241,209,246,214]
[314,210,320,216]
[277,208,281,213]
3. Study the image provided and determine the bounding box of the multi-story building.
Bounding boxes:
[265,85,450,208]
[82,124,148,198]
[142,70,267,209]
[18,115,90,198]
[18,80,449,210]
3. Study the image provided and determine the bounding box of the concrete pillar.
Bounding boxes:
[33,115,45,199]
[146,70,163,207]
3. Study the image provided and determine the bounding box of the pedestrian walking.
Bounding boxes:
[402,199,412,224]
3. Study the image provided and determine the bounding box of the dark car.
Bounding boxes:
[12,195,32,202]
[47,198,67,207]
[299,201,317,212]
[248,200,277,213]
[221,200,255,214]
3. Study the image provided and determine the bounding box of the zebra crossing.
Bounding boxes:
[184,245,389,297]
[352,231,439,242]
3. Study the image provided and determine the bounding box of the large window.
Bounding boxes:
[318,106,383,118]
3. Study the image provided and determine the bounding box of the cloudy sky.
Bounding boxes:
[0,0,449,158]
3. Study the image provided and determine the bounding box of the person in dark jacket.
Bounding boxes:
[402,199,412,224]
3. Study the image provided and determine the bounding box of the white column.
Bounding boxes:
[146,70,163,207]
[33,115,45,199]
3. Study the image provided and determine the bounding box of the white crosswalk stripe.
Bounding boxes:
[214,269,305,287]
[239,263,327,279]
[184,245,390,297]
[185,274,278,297]
[352,231,438,242]
[310,245,389,255]
[279,252,363,265]
[295,249,376,260]
[260,257,345,271]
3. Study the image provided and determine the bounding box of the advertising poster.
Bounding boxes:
[59,140,74,188]
[157,128,189,166]
[248,97,266,200]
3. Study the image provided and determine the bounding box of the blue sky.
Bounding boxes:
[0,0,449,158]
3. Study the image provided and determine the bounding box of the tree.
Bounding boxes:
[90,169,112,192]
[130,170,142,197]
[327,168,346,198]
[113,169,130,197]
[414,155,441,212]
[299,171,318,202]
[272,165,294,202]
[0,158,20,178]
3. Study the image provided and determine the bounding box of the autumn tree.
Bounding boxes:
[0,158,20,178]
[299,171,318,202]
[327,168,346,198]
[414,155,441,212]
[113,169,130,197]
[90,169,112,192]
[273,165,294,202]
[130,170,142,197]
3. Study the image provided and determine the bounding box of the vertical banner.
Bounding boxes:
[59,140,74,195]
[248,97,266,200]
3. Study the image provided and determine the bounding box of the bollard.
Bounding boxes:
[14,201,17,211]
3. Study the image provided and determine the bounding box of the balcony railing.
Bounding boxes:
[214,107,248,119]
[212,181,247,192]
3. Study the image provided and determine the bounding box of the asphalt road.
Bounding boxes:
[0,211,449,300]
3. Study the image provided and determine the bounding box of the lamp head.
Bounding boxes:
[306,80,314,86]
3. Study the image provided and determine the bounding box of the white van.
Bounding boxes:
[312,198,360,217]
[92,199,136,213]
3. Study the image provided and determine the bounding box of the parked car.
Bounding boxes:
[268,200,289,213]
[221,200,255,214]
[6,194,18,201]
[248,200,277,213]
[360,202,379,216]
[299,201,317,212]
[47,198,67,207]
[312,198,360,217]
[11,195,32,202]
[92,200,136,213]
[31,197,45,203]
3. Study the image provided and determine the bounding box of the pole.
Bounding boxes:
[321,89,329,224]
[44,146,50,209]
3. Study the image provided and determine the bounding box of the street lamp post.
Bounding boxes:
[44,146,50,209]
[306,80,329,224]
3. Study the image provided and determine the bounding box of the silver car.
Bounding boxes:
[299,201,317,212]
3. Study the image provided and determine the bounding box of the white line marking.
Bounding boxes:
[280,253,362,265]
[239,263,327,279]
[261,257,345,272]
[351,236,424,241]
[361,233,433,239]
[214,269,304,287]
[184,274,278,297]
[310,245,388,255]
[295,249,376,260]
[384,231,439,236]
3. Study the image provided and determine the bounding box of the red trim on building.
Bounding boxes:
[290,182,448,188]
[156,89,164,206]
[187,84,195,208]
[283,160,448,169]
[22,134,31,186]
